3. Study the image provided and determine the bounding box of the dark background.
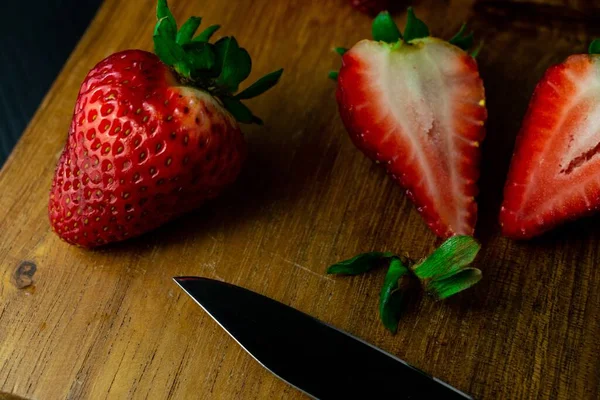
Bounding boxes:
[0,0,102,166]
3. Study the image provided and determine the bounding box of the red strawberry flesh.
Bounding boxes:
[501,54,600,239]
[49,50,245,247]
[336,39,487,238]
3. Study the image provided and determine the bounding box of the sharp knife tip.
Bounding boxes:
[173,276,210,289]
[172,276,197,287]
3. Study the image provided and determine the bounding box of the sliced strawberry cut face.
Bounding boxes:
[501,54,600,239]
[336,38,487,238]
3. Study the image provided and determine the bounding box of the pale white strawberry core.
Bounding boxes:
[558,66,600,174]
[353,39,484,235]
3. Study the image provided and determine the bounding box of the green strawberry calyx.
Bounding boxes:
[153,0,283,124]
[589,39,600,55]
[327,236,483,333]
[328,8,482,80]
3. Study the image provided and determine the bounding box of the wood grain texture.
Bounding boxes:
[1,0,599,398]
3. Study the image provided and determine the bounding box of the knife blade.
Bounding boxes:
[174,276,472,400]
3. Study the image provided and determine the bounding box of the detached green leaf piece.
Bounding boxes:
[327,251,394,275]
[426,268,482,300]
[372,11,402,43]
[176,16,202,45]
[194,24,221,43]
[449,23,474,52]
[326,237,483,331]
[379,258,410,333]
[335,47,348,56]
[236,69,284,100]
[412,236,481,282]
[156,0,177,39]
[589,39,600,55]
[403,7,430,42]
[412,236,482,300]
[328,71,339,81]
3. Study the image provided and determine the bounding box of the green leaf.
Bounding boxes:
[214,37,252,92]
[220,97,262,124]
[449,23,474,51]
[176,16,202,45]
[589,39,600,55]
[182,41,216,71]
[156,0,177,40]
[328,71,339,81]
[403,7,430,42]
[412,236,481,282]
[235,69,283,100]
[450,23,467,42]
[194,24,221,43]
[334,47,348,56]
[154,34,186,67]
[471,41,484,58]
[174,61,192,79]
[372,11,402,43]
[225,47,252,91]
[327,252,394,275]
[426,268,482,300]
[214,37,234,73]
[379,258,410,333]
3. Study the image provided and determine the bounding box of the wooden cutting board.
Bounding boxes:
[1,0,599,398]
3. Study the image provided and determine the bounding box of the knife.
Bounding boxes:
[174,276,472,400]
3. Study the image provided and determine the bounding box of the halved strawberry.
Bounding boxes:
[500,42,600,239]
[331,10,487,238]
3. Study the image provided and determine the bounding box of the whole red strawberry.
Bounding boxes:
[49,0,282,247]
[330,10,486,238]
[500,41,600,239]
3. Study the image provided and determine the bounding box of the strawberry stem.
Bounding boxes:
[152,0,283,124]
